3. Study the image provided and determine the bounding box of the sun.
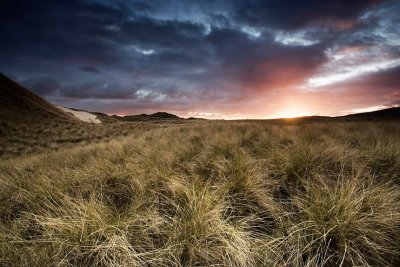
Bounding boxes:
[275,105,312,119]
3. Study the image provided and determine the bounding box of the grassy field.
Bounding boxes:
[0,117,185,158]
[1,120,400,266]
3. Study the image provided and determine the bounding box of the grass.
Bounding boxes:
[0,117,186,158]
[0,120,399,266]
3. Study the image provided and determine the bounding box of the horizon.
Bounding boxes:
[104,105,400,120]
[1,0,399,119]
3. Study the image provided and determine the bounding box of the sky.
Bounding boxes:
[1,0,399,119]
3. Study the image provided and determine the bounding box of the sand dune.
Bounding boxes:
[57,106,101,123]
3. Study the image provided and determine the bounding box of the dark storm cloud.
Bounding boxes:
[120,17,206,49]
[205,28,327,89]
[60,82,135,99]
[0,0,210,68]
[22,75,141,100]
[232,0,385,30]
[78,66,102,74]
[0,0,398,117]
[0,0,123,64]
[23,76,62,96]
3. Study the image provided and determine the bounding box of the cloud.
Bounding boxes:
[232,0,386,30]
[78,66,102,74]
[208,27,327,88]
[306,65,400,111]
[23,76,61,96]
[0,0,398,118]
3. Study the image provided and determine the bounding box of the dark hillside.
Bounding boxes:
[342,107,400,119]
[119,112,181,122]
[0,73,74,125]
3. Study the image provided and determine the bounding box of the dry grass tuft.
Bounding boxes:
[1,120,399,266]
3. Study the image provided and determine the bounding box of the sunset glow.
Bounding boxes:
[0,0,399,119]
[275,107,313,119]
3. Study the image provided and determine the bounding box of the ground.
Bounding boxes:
[1,120,399,266]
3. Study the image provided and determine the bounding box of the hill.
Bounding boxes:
[266,108,400,125]
[0,73,74,126]
[342,107,400,119]
[118,112,181,122]
[62,107,183,123]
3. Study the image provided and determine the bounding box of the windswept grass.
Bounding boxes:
[1,120,399,266]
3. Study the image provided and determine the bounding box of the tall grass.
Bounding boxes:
[1,121,399,266]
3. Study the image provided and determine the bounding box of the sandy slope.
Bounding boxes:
[57,106,101,124]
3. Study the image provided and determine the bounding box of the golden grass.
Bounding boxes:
[0,117,186,158]
[0,120,399,266]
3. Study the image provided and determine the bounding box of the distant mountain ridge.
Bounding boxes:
[117,112,181,122]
